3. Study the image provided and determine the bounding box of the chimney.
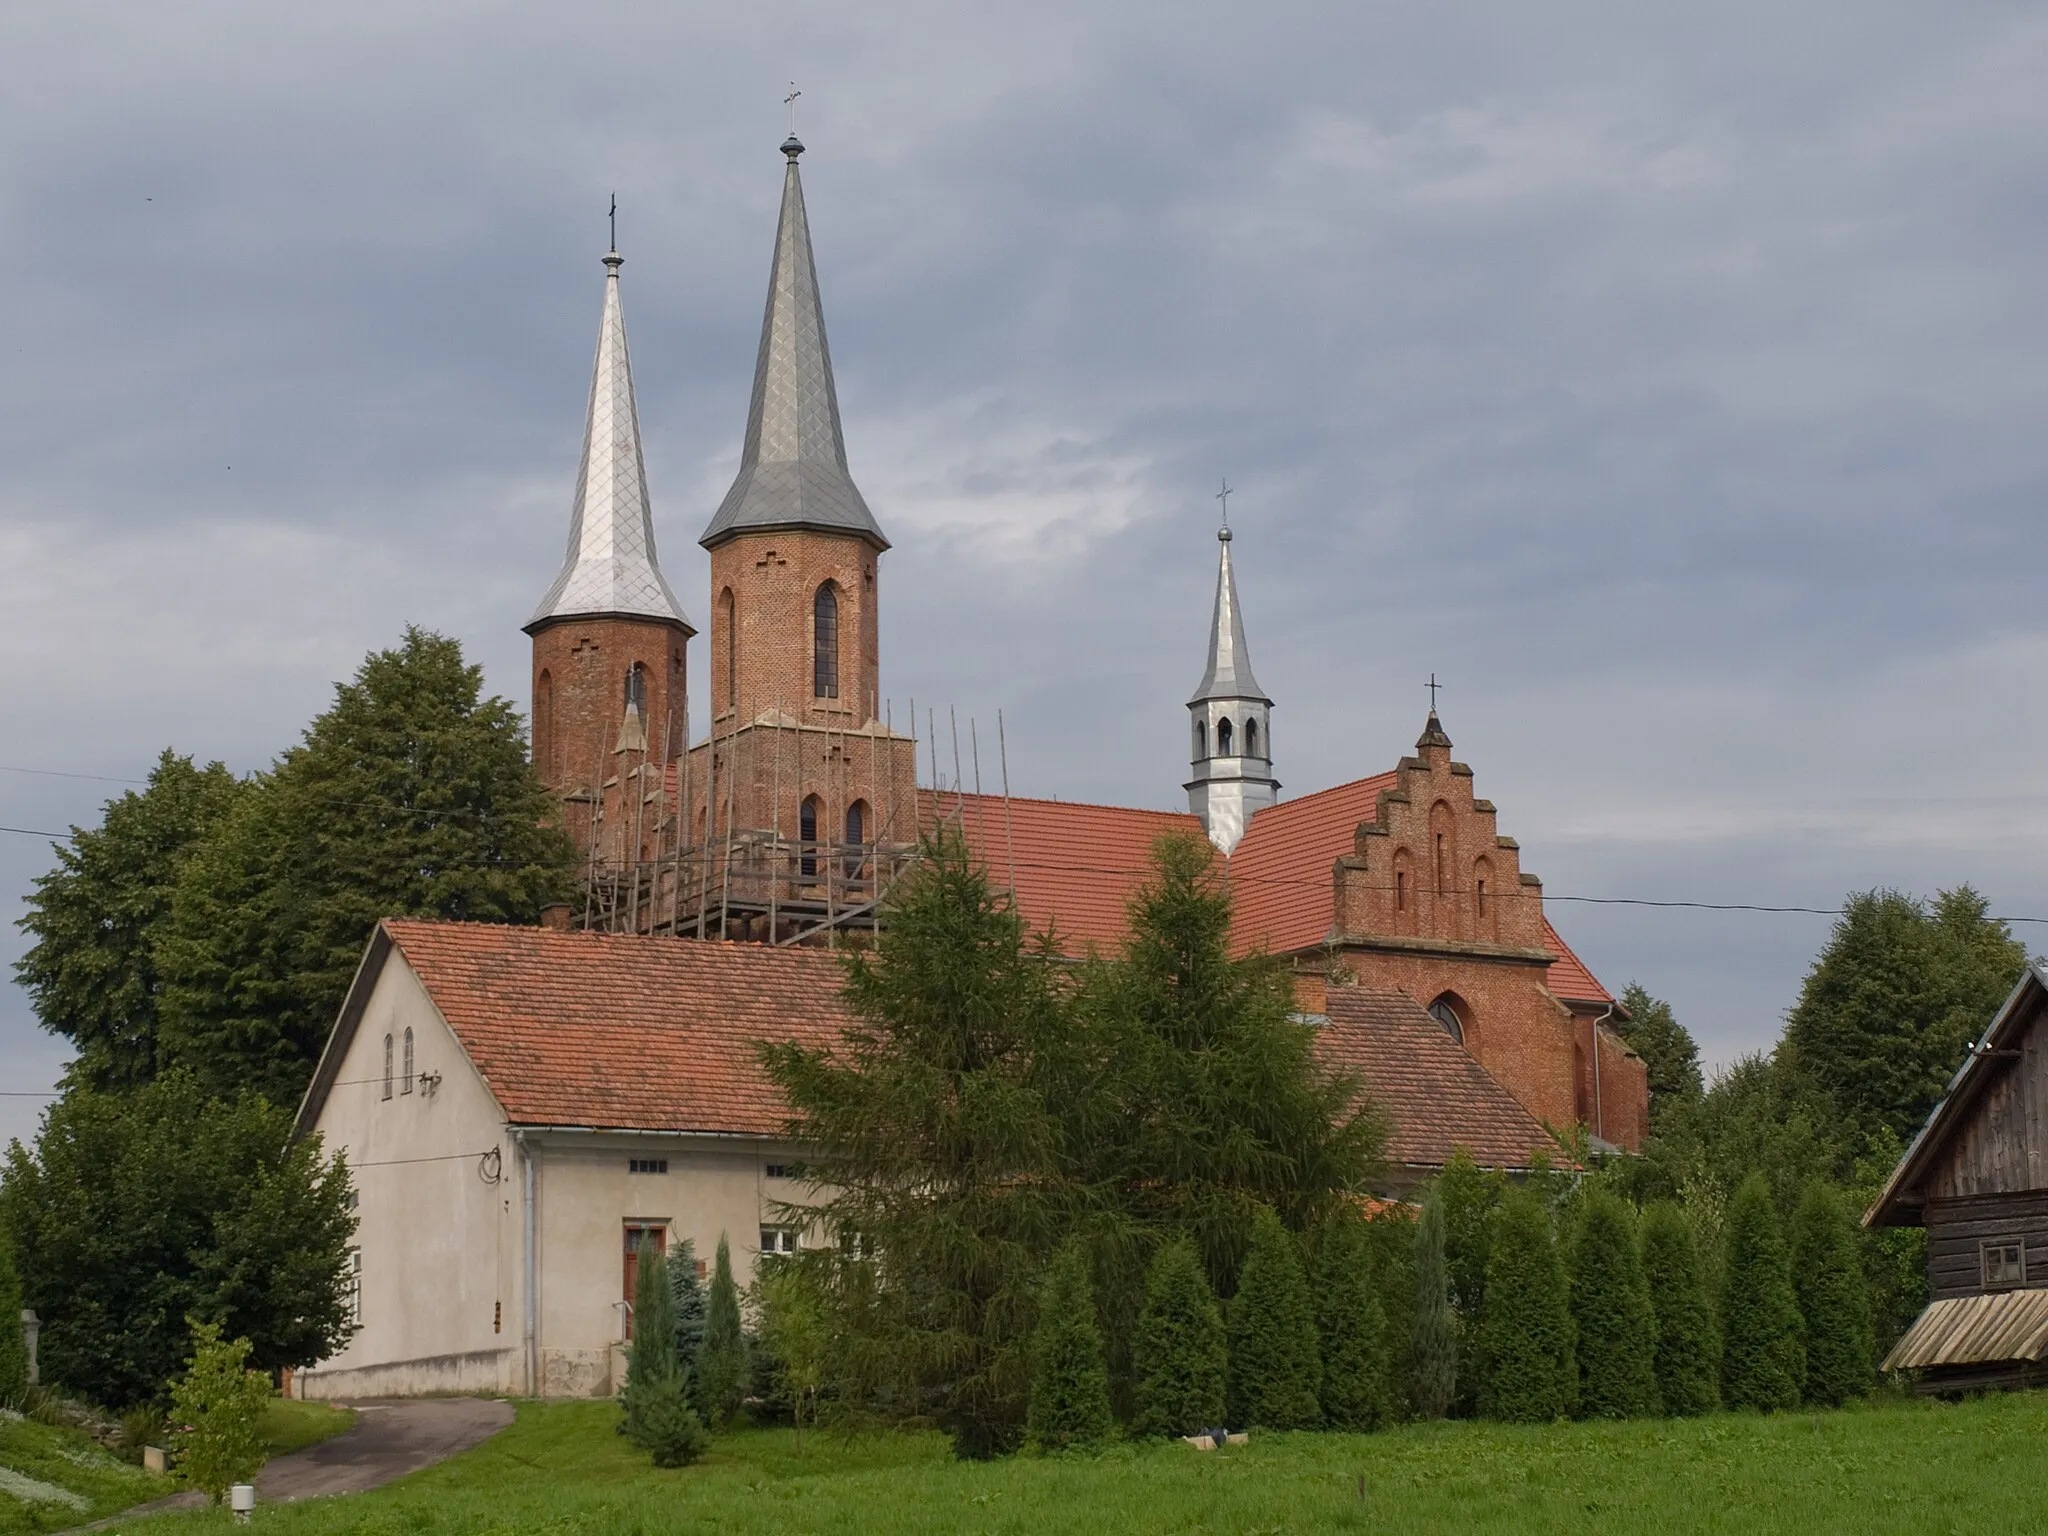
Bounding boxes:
[540,904,573,933]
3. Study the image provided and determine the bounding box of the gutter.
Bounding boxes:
[1591,1001,1614,1145]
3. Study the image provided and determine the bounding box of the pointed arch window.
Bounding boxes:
[1194,719,1207,760]
[401,1027,415,1094]
[624,662,647,718]
[534,670,555,782]
[1429,995,1466,1045]
[381,1034,394,1100]
[720,588,737,707]
[844,799,868,882]
[1245,716,1259,759]
[813,583,840,700]
[1217,717,1234,756]
[799,794,822,877]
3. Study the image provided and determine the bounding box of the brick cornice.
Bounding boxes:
[1314,932,1556,968]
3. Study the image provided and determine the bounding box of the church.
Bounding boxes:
[291,131,1646,1400]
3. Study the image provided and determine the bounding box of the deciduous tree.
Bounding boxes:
[1615,983,1703,1126]
[167,1320,271,1504]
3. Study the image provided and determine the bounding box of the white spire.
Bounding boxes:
[1186,521,1278,854]
[526,247,692,634]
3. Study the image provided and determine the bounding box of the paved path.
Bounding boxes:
[80,1397,514,1527]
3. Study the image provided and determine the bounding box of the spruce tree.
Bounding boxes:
[1792,1183,1873,1407]
[1314,1215,1392,1431]
[1640,1202,1717,1416]
[1026,1242,1115,1451]
[1569,1189,1657,1419]
[1226,1207,1322,1430]
[1131,1238,1227,1438]
[621,1237,708,1464]
[1411,1192,1456,1420]
[669,1238,707,1405]
[1480,1187,1576,1423]
[1721,1174,1804,1412]
[0,1227,26,1405]
[698,1234,750,1427]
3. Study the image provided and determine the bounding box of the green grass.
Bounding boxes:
[0,1414,166,1534]
[258,1399,355,1458]
[132,1390,2048,1534]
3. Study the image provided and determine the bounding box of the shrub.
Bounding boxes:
[1721,1174,1805,1411]
[1411,1192,1456,1420]
[1793,1183,1873,1407]
[1641,1202,1718,1416]
[632,1370,711,1468]
[167,1319,270,1504]
[1226,1207,1321,1430]
[753,1258,829,1447]
[1131,1239,1227,1438]
[1480,1188,1576,1423]
[1570,1189,1658,1419]
[1026,1242,1114,1452]
[698,1234,750,1427]
[1314,1216,1392,1430]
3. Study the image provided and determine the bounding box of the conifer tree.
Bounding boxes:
[1480,1187,1576,1423]
[1314,1215,1392,1431]
[1227,1207,1322,1430]
[698,1234,750,1427]
[1026,1242,1115,1451]
[1411,1192,1456,1420]
[1721,1174,1805,1411]
[1131,1238,1227,1438]
[1640,1201,1717,1416]
[1435,1152,1504,1413]
[669,1237,707,1396]
[621,1237,709,1465]
[1792,1183,1873,1407]
[0,1228,26,1405]
[1569,1189,1658,1419]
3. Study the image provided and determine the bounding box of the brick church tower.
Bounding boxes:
[678,131,919,939]
[525,241,693,866]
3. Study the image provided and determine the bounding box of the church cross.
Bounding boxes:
[608,193,617,253]
[1215,478,1233,527]
[1427,673,1443,711]
[785,83,802,136]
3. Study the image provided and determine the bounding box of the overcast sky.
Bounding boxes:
[5,1,2046,1146]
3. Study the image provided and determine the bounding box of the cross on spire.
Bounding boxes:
[1427,673,1443,711]
[1215,478,1233,528]
[608,192,617,254]
[785,82,801,136]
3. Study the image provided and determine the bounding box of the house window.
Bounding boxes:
[760,1226,800,1258]
[765,1164,790,1179]
[401,1027,415,1094]
[1983,1241,2027,1289]
[813,583,839,699]
[381,1034,393,1100]
[622,1223,667,1340]
[628,1158,669,1175]
[345,1247,362,1326]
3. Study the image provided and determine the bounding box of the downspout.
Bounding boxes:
[516,1131,538,1396]
[1590,1001,1615,1146]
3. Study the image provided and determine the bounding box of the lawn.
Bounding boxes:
[257,1399,355,1458]
[0,1414,165,1535]
[122,1389,2048,1534]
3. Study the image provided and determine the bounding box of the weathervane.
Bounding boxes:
[785,82,802,136]
[1427,673,1443,711]
[1215,478,1234,528]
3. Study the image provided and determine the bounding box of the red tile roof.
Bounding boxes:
[1316,986,1564,1170]
[921,778,1612,1004]
[382,919,851,1135]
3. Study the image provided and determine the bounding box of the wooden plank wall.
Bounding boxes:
[1925,1192,2048,1300]
[1927,996,2048,1200]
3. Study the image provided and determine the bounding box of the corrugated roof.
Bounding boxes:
[921,777,1612,1003]
[1882,1288,2048,1370]
[1316,986,1565,1171]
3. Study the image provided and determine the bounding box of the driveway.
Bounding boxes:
[79,1397,515,1526]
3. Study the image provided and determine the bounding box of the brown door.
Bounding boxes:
[622,1223,666,1341]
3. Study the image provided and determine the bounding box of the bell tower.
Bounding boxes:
[1186,519,1278,855]
[525,241,693,861]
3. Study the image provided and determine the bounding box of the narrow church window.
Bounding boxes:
[1428,996,1465,1044]
[1476,879,1487,915]
[401,1028,415,1094]
[721,588,736,705]
[624,662,648,719]
[534,670,554,781]
[382,1034,393,1100]
[1396,870,1406,910]
[813,583,840,699]
[1245,717,1259,758]
[1194,720,1207,759]
[1435,833,1446,894]
[1217,718,1234,756]
[799,794,821,877]
[844,800,868,882]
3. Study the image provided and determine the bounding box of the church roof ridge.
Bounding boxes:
[699,135,887,552]
[526,245,692,634]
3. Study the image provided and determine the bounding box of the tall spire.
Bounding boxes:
[527,246,691,633]
[1186,519,1277,855]
[1191,524,1269,706]
[699,135,887,551]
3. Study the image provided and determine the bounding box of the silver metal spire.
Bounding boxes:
[527,246,692,634]
[699,136,887,551]
[1191,523,1269,705]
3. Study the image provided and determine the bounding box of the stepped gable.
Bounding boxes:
[380,919,848,1134]
[1315,986,1564,1172]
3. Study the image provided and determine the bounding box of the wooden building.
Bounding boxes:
[1866,961,2048,1392]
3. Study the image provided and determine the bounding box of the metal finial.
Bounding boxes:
[608,192,617,255]
[785,83,802,136]
[1215,478,1234,540]
[1427,673,1443,711]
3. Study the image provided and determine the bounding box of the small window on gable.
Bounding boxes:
[382,1034,394,1100]
[1245,716,1259,758]
[1984,1241,2027,1289]
[1217,717,1234,756]
[401,1027,415,1094]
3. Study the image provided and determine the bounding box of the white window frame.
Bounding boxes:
[345,1247,363,1326]
[759,1225,799,1258]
